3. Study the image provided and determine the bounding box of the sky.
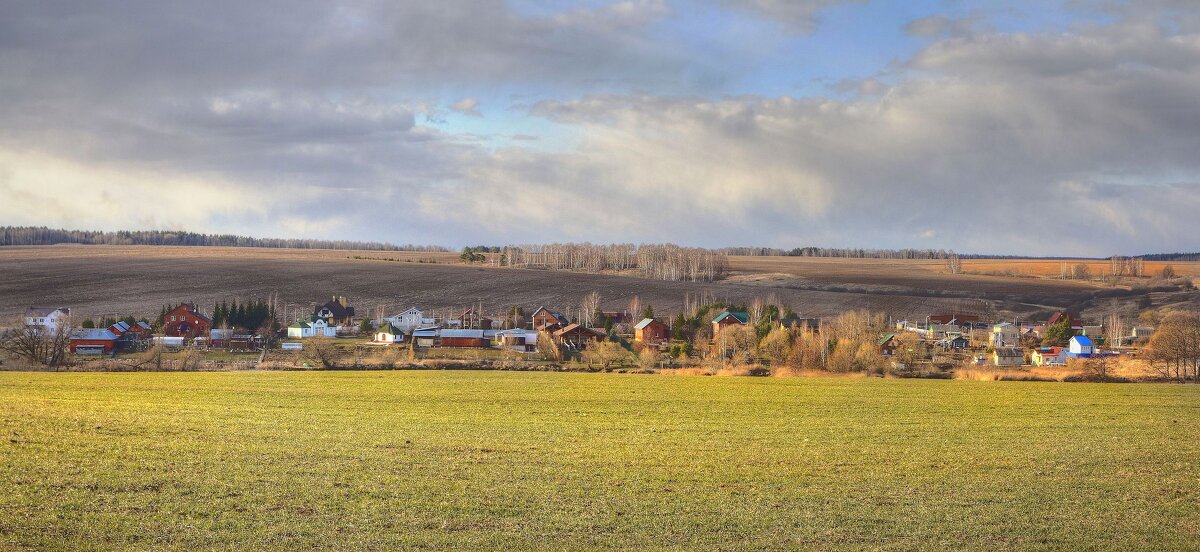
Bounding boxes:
[1,0,1198,256]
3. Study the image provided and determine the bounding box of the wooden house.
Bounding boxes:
[531,307,569,331]
[634,318,668,344]
[712,309,749,335]
[878,334,898,356]
[553,324,605,350]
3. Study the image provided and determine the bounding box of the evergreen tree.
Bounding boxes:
[643,305,655,319]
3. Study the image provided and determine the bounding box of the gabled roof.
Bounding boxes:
[994,347,1024,357]
[25,306,70,317]
[1071,335,1093,347]
[167,303,211,323]
[878,333,897,346]
[532,306,569,323]
[634,318,661,330]
[553,323,605,337]
[377,322,398,335]
[70,328,119,341]
[713,310,749,324]
[315,299,355,318]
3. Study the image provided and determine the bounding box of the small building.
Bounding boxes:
[531,307,569,331]
[712,309,750,335]
[24,306,72,335]
[456,307,492,330]
[1067,335,1094,358]
[599,311,632,325]
[314,296,356,326]
[878,334,898,356]
[163,303,211,337]
[494,328,538,352]
[372,322,404,344]
[287,317,337,339]
[992,347,1024,367]
[634,318,668,344]
[990,323,1020,349]
[553,323,605,350]
[1031,347,1066,366]
[934,335,969,351]
[439,329,489,348]
[412,326,439,348]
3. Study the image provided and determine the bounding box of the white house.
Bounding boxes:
[287,317,338,339]
[24,306,71,335]
[990,323,1020,349]
[384,307,432,333]
[1068,335,1094,358]
[372,322,404,344]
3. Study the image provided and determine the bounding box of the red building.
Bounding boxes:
[634,318,668,344]
[163,303,211,337]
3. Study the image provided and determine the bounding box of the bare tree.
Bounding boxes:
[0,323,72,369]
[580,291,602,327]
[303,337,339,369]
[946,251,962,275]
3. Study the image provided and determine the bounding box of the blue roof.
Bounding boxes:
[1071,335,1093,346]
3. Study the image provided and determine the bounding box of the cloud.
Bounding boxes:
[0,1,1198,255]
[451,98,482,117]
[720,0,865,33]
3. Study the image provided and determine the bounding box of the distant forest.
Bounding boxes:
[0,226,448,252]
[1141,253,1200,262]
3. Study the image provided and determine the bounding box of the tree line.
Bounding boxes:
[497,243,728,282]
[0,226,447,252]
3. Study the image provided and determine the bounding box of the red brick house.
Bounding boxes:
[634,318,668,344]
[163,303,211,337]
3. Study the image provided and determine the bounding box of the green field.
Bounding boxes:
[1,371,1198,550]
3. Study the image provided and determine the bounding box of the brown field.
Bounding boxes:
[1,246,1196,324]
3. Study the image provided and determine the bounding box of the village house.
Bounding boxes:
[992,347,1025,367]
[384,307,431,334]
[163,303,211,338]
[531,307,569,331]
[1067,335,1095,358]
[287,317,337,339]
[934,335,970,351]
[599,310,632,325]
[553,323,605,350]
[23,306,72,335]
[990,322,1020,349]
[779,317,821,332]
[712,309,750,335]
[634,318,668,344]
[314,296,356,326]
[1031,346,1066,366]
[372,322,404,344]
[878,334,898,356]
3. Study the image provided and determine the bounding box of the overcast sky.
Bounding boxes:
[2,0,1198,255]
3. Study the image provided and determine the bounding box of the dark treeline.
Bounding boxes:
[0,226,447,252]
[1141,253,1200,262]
[719,247,966,259]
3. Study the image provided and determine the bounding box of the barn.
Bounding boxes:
[439,329,489,348]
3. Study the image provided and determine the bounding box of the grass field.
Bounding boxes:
[2,371,1198,550]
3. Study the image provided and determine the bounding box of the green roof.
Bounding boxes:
[713,310,749,324]
[878,333,897,346]
[377,322,397,335]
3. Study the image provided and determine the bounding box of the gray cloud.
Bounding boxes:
[0,1,1198,255]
